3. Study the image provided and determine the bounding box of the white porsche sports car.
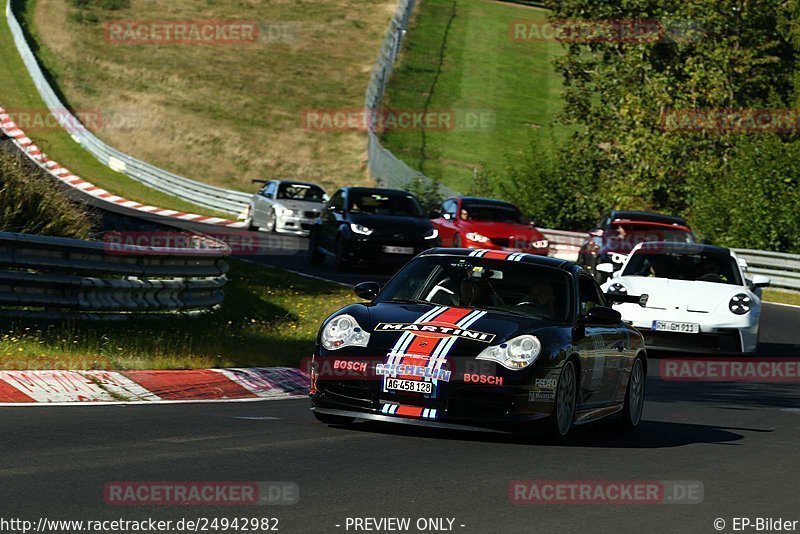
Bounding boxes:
[599,242,770,354]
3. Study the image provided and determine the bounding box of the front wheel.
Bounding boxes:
[308,229,325,265]
[620,357,645,430]
[335,238,351,270]
[547,360,577,440]
[453,233,462,248]
[265,209,277,233]
[313,411,354,426]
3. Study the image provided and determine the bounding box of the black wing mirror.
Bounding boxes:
[584,306,621,325]
[605,292,647,306]
[354,281,380,300]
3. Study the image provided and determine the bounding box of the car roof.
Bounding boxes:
[456,196,517,206]
[419,248,575,270]
[277,180,324,188]
[344,186,414,195]
[634,241,731,256]
[609,210,688,226]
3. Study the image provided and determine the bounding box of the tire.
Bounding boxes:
[247,220,258,232]
[308,229,325,265]
[265,209,277,233]
[335,238,351,271]
[620,356,645,430]
[453,233,462,248]
[313,411,354,426]
[547,360,577,440]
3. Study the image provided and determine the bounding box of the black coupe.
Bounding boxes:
[310,248,647,438]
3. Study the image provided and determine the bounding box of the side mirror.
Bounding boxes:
[354,281,380,300]
[596,263,615,274]
[738,258,749,272]
[429,210,442,219]
[583,306,621,325]
[605,292,646,305]
[751,274,770,289]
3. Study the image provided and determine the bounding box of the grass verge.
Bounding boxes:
[0,260,356,370]
[380,0,568,192]
[0,4,229,217]
[763,288,800,307]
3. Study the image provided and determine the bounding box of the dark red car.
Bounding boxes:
[430,197,549,255]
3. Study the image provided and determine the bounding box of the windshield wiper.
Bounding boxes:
[480,306,531,317]
[384,298,432,305]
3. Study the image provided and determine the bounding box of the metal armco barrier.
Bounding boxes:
[5,0,250,216]
[365,0,455,196]
[538,228,800,291]
[0,231,229,317]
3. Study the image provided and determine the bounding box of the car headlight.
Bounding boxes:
[321,314,371,350]
[610,252,628,264]
[276,206,295,217]
[466,232,490,243]
[532,239,549,249]
[350,223,374,236]
[609,283,627,294]
[424,228,439,240]
[476,334,541,370]
[729,293,752,315]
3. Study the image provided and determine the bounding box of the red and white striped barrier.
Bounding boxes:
[0,367,309,404]
[0,106,246,229]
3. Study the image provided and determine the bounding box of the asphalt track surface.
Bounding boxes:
[2,233,800,533]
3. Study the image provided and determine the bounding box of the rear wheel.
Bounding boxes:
[620,357,645,430]
[313,411,354,426]
[547,360,577,440]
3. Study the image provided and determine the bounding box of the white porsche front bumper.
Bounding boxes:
[614,303,760,354]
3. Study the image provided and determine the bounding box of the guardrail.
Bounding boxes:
[0,231,230,318]
[364,0,455,196]
[5,0,250,216]
[538,228,800,291]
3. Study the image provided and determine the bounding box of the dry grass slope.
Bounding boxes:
[28,0,397,194]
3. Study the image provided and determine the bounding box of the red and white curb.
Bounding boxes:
[0,106,246,229]
[0,367,309,405]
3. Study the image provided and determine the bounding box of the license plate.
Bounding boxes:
[383,245,414,255]
[652,320,700,334]
[386,378,433,394]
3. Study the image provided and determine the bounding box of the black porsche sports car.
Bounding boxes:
[310,248,647,438]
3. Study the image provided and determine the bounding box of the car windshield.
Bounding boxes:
[349,191,423,217]
[376,255,573,322]
[277,183,326,202]
[461,202,526,224]
[622,250,742,285]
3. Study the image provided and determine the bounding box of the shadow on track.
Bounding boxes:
[320,418,754,449]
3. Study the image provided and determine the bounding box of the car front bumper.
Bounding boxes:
[618,309,759,354]
[276,215,318,236]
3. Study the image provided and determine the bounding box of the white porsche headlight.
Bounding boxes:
[729,293,752,315]
[476,335,541,370]
[610,252,628,264]
[321,314,370,350]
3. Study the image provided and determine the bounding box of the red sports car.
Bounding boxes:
[430,197,549,255]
